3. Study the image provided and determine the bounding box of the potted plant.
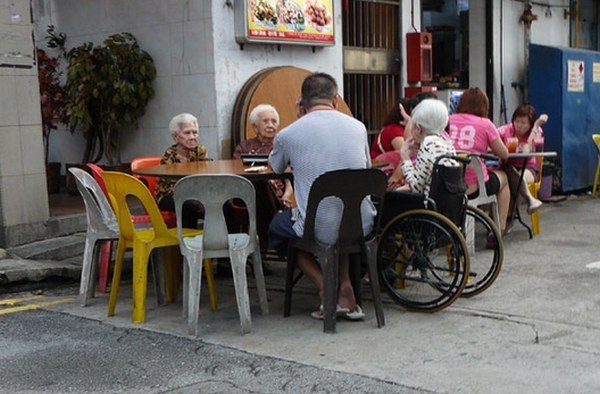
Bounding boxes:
[49,29,156,192]
[63,32,157,165]
[37,27,68,193]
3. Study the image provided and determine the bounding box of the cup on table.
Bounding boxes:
[507,137,519,153]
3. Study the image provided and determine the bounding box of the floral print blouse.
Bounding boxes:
[154,144,208,204]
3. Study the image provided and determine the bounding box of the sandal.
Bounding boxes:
[310,304,350,320]
[343,305,365,321]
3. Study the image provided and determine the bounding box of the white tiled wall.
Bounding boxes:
[0,0,49,229]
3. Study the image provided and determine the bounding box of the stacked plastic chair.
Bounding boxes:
[68,167,120,306]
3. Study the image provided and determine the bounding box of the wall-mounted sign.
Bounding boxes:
[235,0,334,46]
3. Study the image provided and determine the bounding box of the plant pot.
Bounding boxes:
[65,163,92,195]
[46,162,61,194]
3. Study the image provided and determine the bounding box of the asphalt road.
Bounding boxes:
[0,287,420,394]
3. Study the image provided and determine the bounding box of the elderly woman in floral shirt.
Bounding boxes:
[155,113,209,228]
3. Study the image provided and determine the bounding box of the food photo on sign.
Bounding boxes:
[240,0,334,44]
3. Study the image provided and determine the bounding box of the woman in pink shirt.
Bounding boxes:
[498,104,548,216]
[448,87,511,234]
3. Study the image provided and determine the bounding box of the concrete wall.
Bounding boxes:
[33,0,343,167]
[0,0,49,247]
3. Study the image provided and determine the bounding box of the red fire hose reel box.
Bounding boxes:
[406,32,433,83]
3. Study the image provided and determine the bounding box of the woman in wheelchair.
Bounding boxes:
[390,98,457,195]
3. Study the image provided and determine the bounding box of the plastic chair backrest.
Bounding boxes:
[303,169,387,245]
[173,174,257,251]
[374,150,402,175]
[68,167,119,235]
[101,171,170,241]
[428,155,469,226]
[86,163,110,199]
[131,157,162,195]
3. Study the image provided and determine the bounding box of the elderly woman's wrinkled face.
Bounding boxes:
[174,122,199,150]
[254,110,279,142]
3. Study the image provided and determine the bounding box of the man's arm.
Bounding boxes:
[268,134,287,174]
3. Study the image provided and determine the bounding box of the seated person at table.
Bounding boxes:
[498,104,548,215]
[448,87,511,234]
[385,92,438,187]
[269,72,374,320]
[393,98,457,195]
[370,98,411,162]
[155,113,209,229]
[232,104,293,249]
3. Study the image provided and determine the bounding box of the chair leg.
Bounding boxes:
[250,240,269,315]
[229,249,252,335]
[79,235,98,306]
[320,247,338,333]
[182,256,190,318]
[132,243,151,324]
[203,258,218,312]
[165,246,181,303]
[349,253,362,306]
[97,241,112,293]
[150,250,166,306]
[364,238,385,328]
[593,165,600,197]
[108,239,127,317]
[283,248,297,317]
[184,252,204,336]
[528,184,541,236]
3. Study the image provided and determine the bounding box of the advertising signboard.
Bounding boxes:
[235,0,334,46]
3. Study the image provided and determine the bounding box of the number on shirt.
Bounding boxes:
[449,125,476,149]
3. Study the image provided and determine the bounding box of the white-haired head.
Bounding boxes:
[411,98,449,136]
[249,104,279,126]
[169,113,198,138]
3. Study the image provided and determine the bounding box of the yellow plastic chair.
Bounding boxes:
[528,156,544,236]
[592,134,600,197]
[101,171,217,323]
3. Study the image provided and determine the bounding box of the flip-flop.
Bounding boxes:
[311,305,350,320]
[343,305,365,321]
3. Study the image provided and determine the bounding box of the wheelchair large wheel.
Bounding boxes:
[377,209,470,312]
[460,205,503,297]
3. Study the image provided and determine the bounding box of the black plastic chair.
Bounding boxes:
[284,168,387,333]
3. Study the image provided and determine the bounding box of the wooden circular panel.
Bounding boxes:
[231,66,353,147]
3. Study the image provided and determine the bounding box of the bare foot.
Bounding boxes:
[337,282,356,311]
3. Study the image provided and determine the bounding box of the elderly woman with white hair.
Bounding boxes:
[394,98,456,194]
[232,104,293,251]
[155,113,209,228]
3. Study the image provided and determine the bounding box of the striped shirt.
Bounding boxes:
[269,110,376,244]
[401,135,457,196]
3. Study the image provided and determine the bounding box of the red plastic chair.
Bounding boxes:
[374,150,402,176]
[130,157,177,228]
[87,163,115,294]
[131,157,162,195]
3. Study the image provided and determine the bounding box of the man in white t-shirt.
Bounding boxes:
[268,72,374,321]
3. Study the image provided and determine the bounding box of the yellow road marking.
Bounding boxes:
[0,298,76,315]
[0,295,44,306]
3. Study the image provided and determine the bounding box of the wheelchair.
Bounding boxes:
[376,155,503,312]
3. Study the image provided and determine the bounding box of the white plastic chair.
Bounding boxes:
[68,167,120,306]
[465,157,501,254]
[173,174,269,335]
